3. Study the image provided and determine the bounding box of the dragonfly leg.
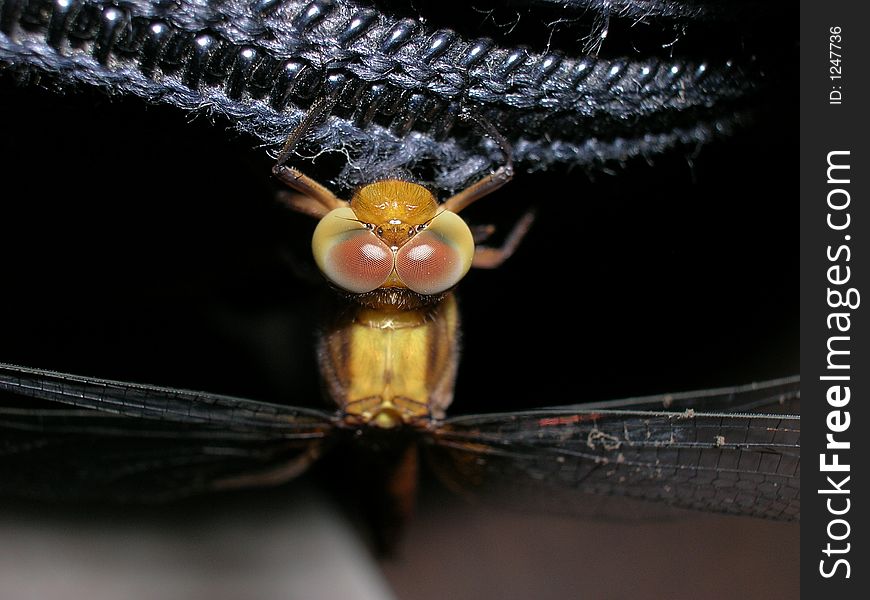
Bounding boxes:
[275,190,344,219]
[441,112,514,214]
[470,223,496,244]
[472,208,536,269]
[210,444,322,492]
[272,165,345,214]
[272,96,345,215]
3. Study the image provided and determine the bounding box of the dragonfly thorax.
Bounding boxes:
[319,295,460,429]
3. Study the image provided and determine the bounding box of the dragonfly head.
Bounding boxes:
[311,180,475,298]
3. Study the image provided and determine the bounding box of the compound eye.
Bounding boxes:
[312,207,393,293]
[395,210,474,295]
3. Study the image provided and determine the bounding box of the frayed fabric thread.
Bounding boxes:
[0,0,775,191]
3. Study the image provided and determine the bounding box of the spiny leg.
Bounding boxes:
[472,209,536,269]
[272,95,345,213]
[442,112,514,214]
[442,164,514,214]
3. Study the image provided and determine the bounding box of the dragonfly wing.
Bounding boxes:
[0,364,338,501]
[426,378,800,521]
[0,363,335,431]
[544,375,800,414]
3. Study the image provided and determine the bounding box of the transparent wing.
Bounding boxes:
[569,375,800,413]
[425,377,800,521]
[0,363,338,501]
[0,363,336,432]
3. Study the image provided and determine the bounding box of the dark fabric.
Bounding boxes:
[0,0,792,190]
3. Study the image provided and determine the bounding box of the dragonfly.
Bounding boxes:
[0,363,800,520]
[0,99,799,541]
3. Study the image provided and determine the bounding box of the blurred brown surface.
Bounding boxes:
[382,496,799,600]
[0,489,797,600]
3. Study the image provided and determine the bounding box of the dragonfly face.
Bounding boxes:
[310,183,474,303]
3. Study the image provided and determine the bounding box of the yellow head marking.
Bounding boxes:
[350,180,438,247]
